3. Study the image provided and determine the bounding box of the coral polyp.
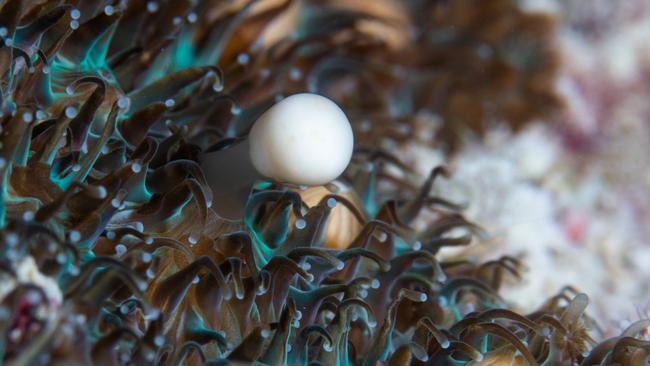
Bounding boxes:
[0,0,647,365]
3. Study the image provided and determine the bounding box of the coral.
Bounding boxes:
[308,0,562,150]
[0,0,646,366]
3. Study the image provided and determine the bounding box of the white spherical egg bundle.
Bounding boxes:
[249,93,354,186]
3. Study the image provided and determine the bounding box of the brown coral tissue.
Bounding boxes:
[0,0,644,365]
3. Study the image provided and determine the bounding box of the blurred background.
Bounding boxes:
[396,0,650,334]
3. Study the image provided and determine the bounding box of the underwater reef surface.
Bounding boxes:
[400,0,650,335]
[0,0,648,365]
